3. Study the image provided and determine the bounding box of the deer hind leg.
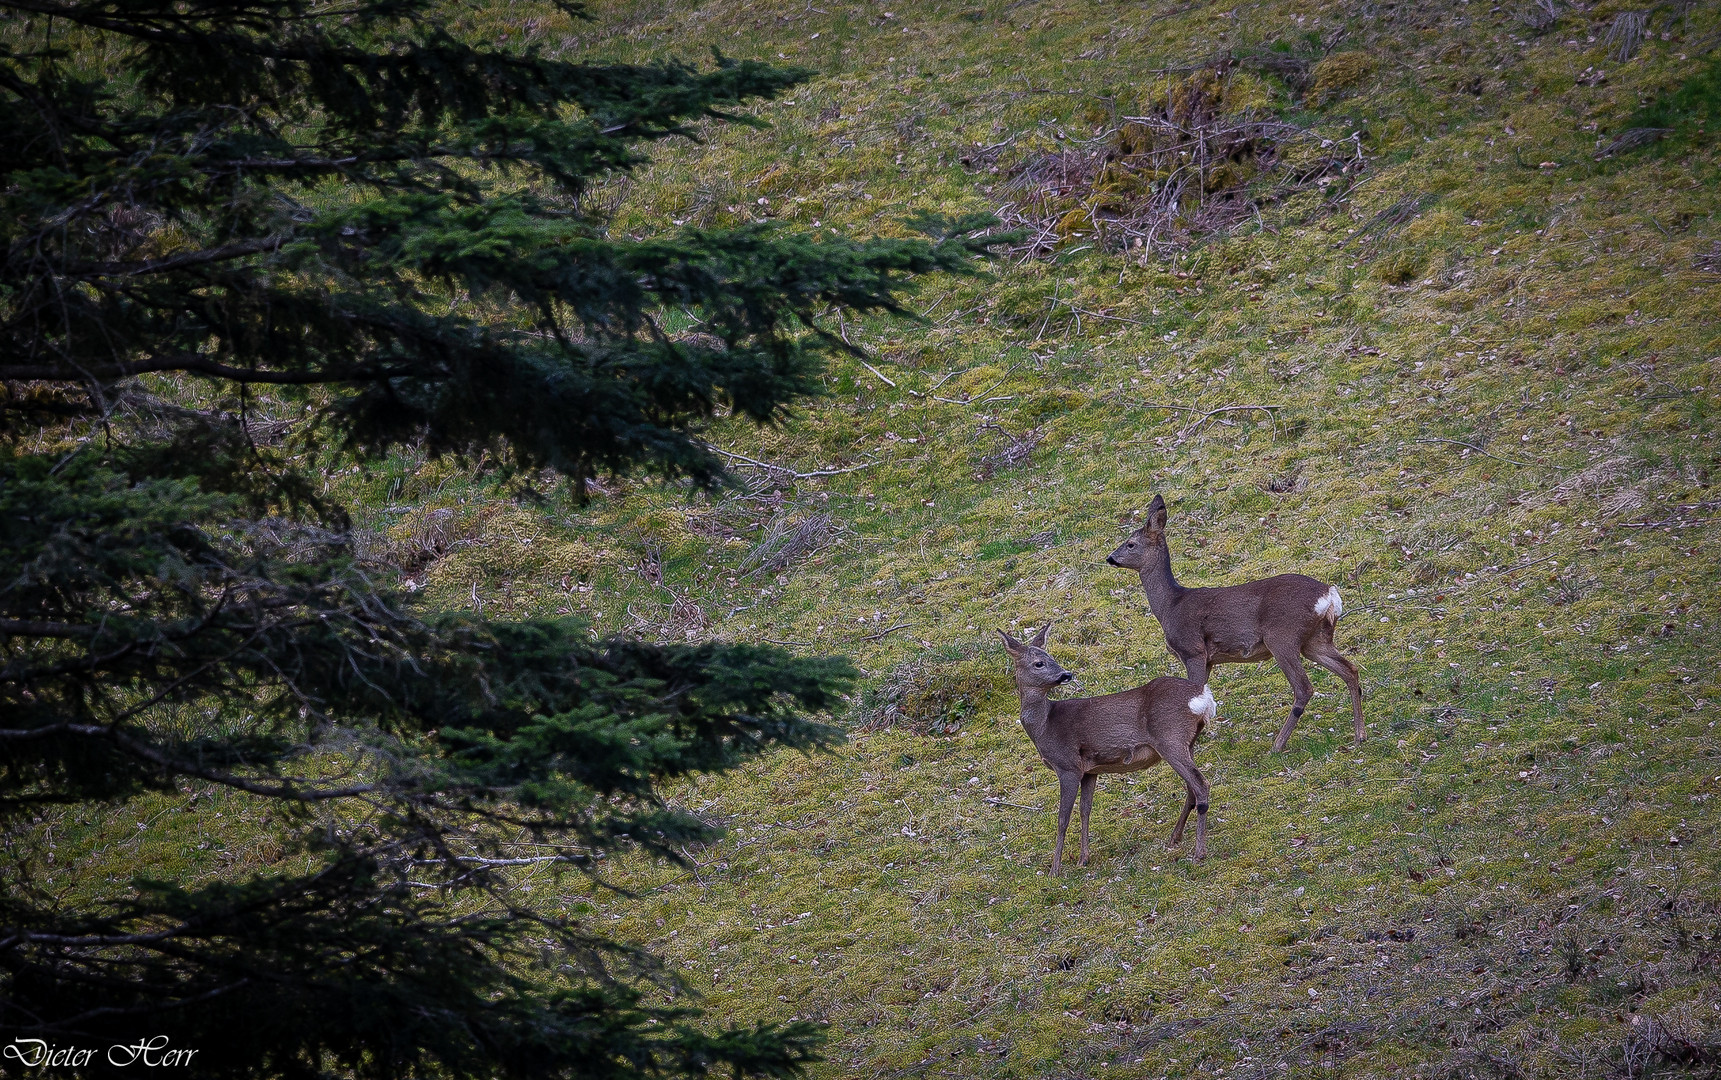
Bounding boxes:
[1270,645,1316,753]
[1167,727,1203,844]
[1052,773,1080,875]
[1160,747,1211,861]
[1077,773,1097,867]
[1307,638,1365,743]
[1169,786,1196,848]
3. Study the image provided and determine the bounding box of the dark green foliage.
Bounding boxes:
[0,0,1001,1073]
[2,855,829,1078]
[977,538,1033,559]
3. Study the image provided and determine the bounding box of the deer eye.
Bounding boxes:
[1033,661,1044,667]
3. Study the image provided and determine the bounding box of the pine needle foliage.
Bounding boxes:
[0,0,1005,1074]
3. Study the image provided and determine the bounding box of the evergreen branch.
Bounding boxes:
[54,238,290,278]
[85,727,381,801]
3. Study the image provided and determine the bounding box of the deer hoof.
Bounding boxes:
[1191,847,1207,862]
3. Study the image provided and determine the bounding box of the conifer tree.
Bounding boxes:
[0,0,1002,1073]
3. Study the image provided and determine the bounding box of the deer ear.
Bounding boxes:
[1147,494,1167,530]
[997,628,1023,653]
[1030,622,1051,648]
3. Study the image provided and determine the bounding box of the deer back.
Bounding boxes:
[1045,677,1211,773]
[1174,574,1334,648]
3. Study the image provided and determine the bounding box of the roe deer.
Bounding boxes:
[1105,494,1364,752]
[998,624,1216,874]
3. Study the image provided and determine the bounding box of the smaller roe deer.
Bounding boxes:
[1105,494,1364,752]
[999,624,1216,874]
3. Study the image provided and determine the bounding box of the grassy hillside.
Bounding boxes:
[43,0,1721,1074]
[382,0,1721,1075]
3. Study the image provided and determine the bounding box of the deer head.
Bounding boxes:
[997,624,1077,692]
[1105,494,1167,570]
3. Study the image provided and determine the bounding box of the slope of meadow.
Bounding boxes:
[372,0,1721,1075]
[45,0,1721,1075]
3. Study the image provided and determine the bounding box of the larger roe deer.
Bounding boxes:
[998,624,1216,874]
[1105,494,1364,752]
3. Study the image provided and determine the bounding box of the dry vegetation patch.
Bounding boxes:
[992,62,1365,258]
[853,644,1001,736]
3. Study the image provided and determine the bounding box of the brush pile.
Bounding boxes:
[992,61,1365,258]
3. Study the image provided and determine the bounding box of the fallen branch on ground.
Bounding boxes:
[705,445,880,480]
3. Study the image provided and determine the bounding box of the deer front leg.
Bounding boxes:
[1180,651,1209,686]
[1051,773,1080,876]
[1077,773,1097,867]
[1270,646,1315,753]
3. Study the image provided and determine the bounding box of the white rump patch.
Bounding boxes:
[1188,686,1217,721]
[1314,586,1343,622]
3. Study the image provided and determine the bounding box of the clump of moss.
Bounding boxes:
[853,644,1000,736]
[1309,50,1376,103]
[1372,247,1425,285]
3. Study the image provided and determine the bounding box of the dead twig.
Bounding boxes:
[1176,403,1283,439]
[858,359,897,387]
[908,368,973,399]
[1595,127,1671,159]
[1052,297,1149,325]
[990,64,1366,260]
[1617,516,1721,529]
[1343,193,1433,247]
[740,511,839,577]
[1442,554,1563,590]
[704,444,880,480]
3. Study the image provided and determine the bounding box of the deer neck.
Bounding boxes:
[1137,541,1184,617]
[1016,687,1052,745]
